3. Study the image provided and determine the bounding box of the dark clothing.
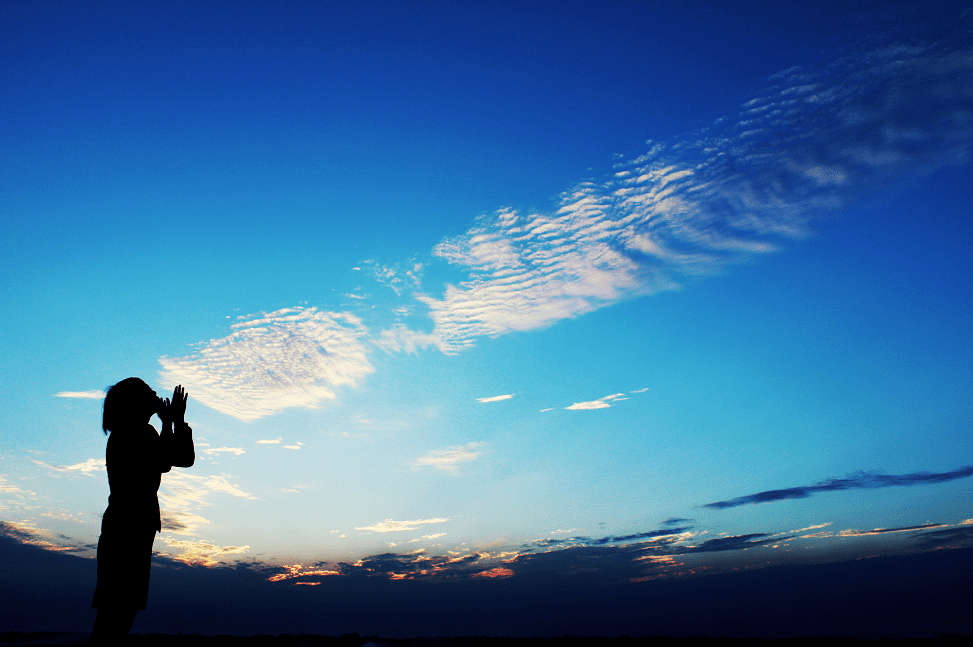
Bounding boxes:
[92,422,194,609]
[92,527,156,610]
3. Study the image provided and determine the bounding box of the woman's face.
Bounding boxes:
[141,384,163,421]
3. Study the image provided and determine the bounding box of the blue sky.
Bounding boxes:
[2,0,972,637]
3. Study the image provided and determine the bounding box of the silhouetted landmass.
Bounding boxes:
[2,633,973,647]
[3,531,971,639]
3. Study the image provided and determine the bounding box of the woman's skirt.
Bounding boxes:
[91,527,157,610]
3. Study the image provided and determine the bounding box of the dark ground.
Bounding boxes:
[1,633,972,647]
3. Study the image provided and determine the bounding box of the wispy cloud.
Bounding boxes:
[565,393,626,410]
[201,447,246,456]
[32,458,105,475]
[159,307,374,421]
[157,472,256,543]
[379,33,973,354]
[355,518,450,533]
[413,442,485,475]
[256,437,282,444]
[53,390,104,399]
[0,475,37,512]
[477,394,514,403]
[701,466,973,510]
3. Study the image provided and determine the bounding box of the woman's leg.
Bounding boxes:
[89,607,136,644]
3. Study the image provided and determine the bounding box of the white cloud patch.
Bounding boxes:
[158,537,250,566]
[413,442,485,475]
[355,518,449,533]
[566,393,626,410]
[159,307,374,421]
[565,400,610,411]
[378,34,973,354]
[53,390,104,400]
[477,394,514,403]
[256,437,282,444]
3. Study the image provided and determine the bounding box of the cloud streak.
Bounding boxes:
[701,466,973,510]
[53,390,105,399]
[159,307,373,421]
[477,394,514,403]
[383,29,973,354]
[32,458,105,475]
[355,518,449,533]
[565,393,626,410]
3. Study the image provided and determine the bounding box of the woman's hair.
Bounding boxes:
[102,377,151,434]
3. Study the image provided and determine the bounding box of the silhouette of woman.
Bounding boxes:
[90,378,195,643]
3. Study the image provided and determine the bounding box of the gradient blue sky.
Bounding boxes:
[2,0,972,637]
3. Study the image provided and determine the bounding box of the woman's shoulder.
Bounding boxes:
[107,424,160,451]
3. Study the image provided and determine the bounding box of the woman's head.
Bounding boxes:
[102,377,160,434]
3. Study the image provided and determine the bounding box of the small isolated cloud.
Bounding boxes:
[702,466,973,510]
[477,394,514,403]
[283,444,301,450]
[33,458,105,475]
[413,442,485,475]
[159,306,374,421]
[256,438,282,444]
[472,567,514,579]
[630,388,650,393]
[201,447,246,456]
[267,563,341,582]
[355,518,449,533]
[53,390,104,400]
[539,408,553,412]
[565,393,626,410]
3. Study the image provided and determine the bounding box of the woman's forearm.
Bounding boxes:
[172,422,195,467]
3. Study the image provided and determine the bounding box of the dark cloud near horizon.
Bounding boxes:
[526,526,694,550]
[685,533,787,553]
[701,466,973,510]
[849,522,947,536]
[911,524,973,551]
